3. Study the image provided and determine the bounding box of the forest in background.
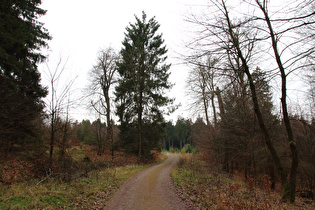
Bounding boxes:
[1,0,315,205]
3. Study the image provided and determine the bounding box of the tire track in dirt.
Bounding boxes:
[106,154,189,210]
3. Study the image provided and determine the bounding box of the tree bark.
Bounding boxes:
[215,87,225,118]
[202,89,210,126]
[210,93,217,127]
[104,87,114,160]
[137,87,143,161]
[60,114,69,158]
[256,0,298,202]
[49,112,55,170]
[221,0,289,200]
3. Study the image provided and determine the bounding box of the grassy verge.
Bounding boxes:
[0,164,147,209]
[171,154,314,209]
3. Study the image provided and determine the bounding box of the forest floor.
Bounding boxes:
[172,154,315,209]
[0,145,160,209]
[1,149,314,209]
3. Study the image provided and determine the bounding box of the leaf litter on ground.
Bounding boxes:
[171,154,315,210]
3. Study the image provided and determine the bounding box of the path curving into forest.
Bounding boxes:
[106,154,189,210]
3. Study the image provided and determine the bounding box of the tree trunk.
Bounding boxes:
[211,93,217,127]
[49,111,55,170]
[221,0,289,200]
[137,90,143,161]
[216,86,229,172]
[216,87,225,117]
[244,43,289,200]
[60,103,70,159]
[60,118,69,158]
[105,89,114,161]
[256,1,298,202]
[203,89,210,126]
[269,157,276,190]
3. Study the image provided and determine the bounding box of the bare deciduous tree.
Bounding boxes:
[43,57,76,171]
[187,56,220,127]
[184,0,314,202]
[251,0,315,202]
[89,47,119,159]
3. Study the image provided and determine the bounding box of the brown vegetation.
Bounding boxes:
[172,154,315,209]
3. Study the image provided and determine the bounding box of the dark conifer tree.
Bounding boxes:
[115,11,173,159]
[0,0,50,156]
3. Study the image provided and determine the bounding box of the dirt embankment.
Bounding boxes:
[106,154,190,210]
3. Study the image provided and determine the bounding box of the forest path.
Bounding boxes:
[105,154,188,210]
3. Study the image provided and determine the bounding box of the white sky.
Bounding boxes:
[39,0,207,122]
[38,0,312,123]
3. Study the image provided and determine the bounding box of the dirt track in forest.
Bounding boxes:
[105,154,190,210]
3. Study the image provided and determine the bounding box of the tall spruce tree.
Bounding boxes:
[0,0,50,157]
[115,11,173,159]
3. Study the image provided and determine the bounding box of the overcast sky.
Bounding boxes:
[38,0,207,122]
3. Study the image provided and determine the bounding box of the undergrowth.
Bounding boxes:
[0,164,147,209]
[172,154,315,210]
[0,147,165,209]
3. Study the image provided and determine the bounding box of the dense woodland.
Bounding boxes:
[0,0,314,204]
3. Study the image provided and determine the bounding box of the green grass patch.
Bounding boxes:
[39,193,66,207]
[4,196,31,209]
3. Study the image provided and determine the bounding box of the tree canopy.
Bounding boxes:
[115,11,173,159]
[0,0,50,156]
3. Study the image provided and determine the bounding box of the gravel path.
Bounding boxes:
[106,154,189,210]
